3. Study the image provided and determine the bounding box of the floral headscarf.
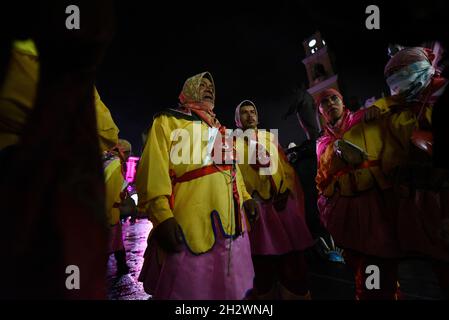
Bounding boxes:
[178,72,220,127]
[385,47,436,102]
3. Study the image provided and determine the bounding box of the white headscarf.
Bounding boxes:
[234,100,258,129]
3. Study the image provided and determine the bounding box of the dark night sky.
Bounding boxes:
[95,1,449,153]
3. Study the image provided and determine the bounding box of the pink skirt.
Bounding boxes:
[249,194,314,256]
[396,189,449,262]
[138,214,254,300]
[318,188,401,258]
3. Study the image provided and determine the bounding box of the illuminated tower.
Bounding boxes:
[302,31,340,101]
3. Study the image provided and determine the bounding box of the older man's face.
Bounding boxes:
[199,77,215,104]
[319,94,344,125]
[240,104,258,130]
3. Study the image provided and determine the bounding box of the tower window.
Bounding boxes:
[312,63,328,82]
[308,39,317,48]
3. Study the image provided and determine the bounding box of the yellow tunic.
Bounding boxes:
[104,158,124,226]
[236,130,295,200]
[373,96,432,174]
[94,88,120,152]
[136,110,251,254]
[317,97,431,197]
[0,40,119,151]
[317,112,393,197]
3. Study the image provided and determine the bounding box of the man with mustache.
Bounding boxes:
[136,72,257,300]
[284,86,343,263]
[315,88,404,299]
[235,100,314,299]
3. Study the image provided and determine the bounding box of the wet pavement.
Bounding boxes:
[107,219,445,300]
[107,218,152,300]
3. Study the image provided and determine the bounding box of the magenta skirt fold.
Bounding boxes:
[318,188,401,258]
[249,194,314,256]
[138,216,254,300]
[396,189,449,262]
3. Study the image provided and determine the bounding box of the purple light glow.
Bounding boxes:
[125,156,140,183]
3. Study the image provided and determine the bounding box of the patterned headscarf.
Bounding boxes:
[117,139,131,154]
[178,72,220,127]
[385,47,436,101]
[235,100,258,129]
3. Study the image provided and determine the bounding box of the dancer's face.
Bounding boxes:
[199,77,215,104]
[240,104,258,130]
[319,94,344,124]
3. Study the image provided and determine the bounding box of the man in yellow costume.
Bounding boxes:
[315,88,402,299]
[1,0,115,298]
[103,139,134,276]
[317,46,449,299]
[136,72,257,300]
[374,46,449,298]
[0,39,121,296]
[234,100,314,300]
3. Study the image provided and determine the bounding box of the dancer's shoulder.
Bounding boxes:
[153,107,200,121]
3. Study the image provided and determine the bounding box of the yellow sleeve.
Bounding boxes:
[236,164,252,202]
[0,48,39,149]
[104,159,124,225]
[147,196,173,225]
[373,96,403,114]
[279,156,297,194]
[94,87,119,152]
[136,116,174,225]
[373,96,418,146]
